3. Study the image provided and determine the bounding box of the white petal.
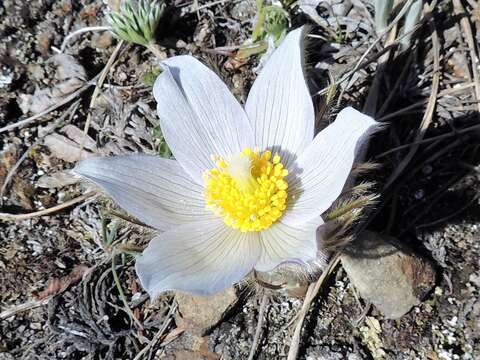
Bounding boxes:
[74,155,214,231]
[135,219,261,296]
[245,27,314,167]
[282,107,379,226]
[153,56,254,183]
[255,219,322,272]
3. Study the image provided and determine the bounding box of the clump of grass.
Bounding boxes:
[109,0,165,47]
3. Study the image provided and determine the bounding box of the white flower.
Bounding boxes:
[75,26,378,297]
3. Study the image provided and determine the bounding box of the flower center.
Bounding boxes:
[204,147,288,232]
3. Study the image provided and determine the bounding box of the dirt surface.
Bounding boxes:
[1,0,480,359]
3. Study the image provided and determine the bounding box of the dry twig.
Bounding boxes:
[0,265,90,320]
[0,100,81,205]
[376,123,480,158]
[452,0,480,115]
[0,298,51,321]
[0,191,96,221]
[335,0,417,105]
[59,26,112,53]
[287,255,340,360]
[78,40,125,160]
[383,3,441,189]
[247,294,269,360]
[132,302,178,360]
[0,82,93,134]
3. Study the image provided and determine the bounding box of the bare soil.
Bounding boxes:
[1,0,479,359]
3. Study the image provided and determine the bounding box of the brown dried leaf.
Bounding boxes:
[10,177,35,210]
[62,125,97,151]
[19,54,86,114]
[0,144,35,209]
[198,337,221,360]
[34,265,90,300]
[44,133,93,163]
[36,170,78,188]
[0,144,19,188]
[162,326,186,345]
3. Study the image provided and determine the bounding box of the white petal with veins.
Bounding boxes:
[255,218,323,272]
[75,155,213,231]
[245,26,314,168]
[136,219,261,296]
[282,107,379,226]
[153,56,254,183]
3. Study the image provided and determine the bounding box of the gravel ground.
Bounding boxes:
[1,0,479,359]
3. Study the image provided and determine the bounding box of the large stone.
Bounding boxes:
[341,231,436,319]
[163,334,221,360]
[175,287,238,335]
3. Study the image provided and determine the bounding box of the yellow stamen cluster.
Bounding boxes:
[204,147,289,232]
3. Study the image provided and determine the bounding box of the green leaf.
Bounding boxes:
[109,0,166,46]
[141,67,162,86]
[374,0,394,32]
[400,0,423,47]
[236,40,269,59]
[152,125,172,158]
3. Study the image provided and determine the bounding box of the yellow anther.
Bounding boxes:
[276,180,288,190]
[274,164,283,177]
[242,147,253,156]
[262,151,272,161]
[204,148,289,232]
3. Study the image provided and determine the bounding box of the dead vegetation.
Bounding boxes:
[1,0,480,359]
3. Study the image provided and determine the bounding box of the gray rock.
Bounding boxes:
[341,231,436,319]
[175,287,238,336]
